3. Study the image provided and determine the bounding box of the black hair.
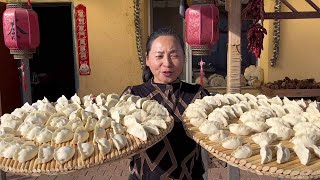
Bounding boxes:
[142,27,185,83]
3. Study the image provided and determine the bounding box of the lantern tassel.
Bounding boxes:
[199,58,205,86]
[28,0,31,7]
[18,62,27,92]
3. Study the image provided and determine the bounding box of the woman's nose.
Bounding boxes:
[162,55,173,67]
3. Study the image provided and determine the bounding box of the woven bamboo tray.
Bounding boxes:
[0,120,174,176]
[183,117,320,179]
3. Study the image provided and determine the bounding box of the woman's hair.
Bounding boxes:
[142,27,185,83]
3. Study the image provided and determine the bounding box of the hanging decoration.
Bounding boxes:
[75,4,91,75]
[2,2,40,59]
[270,0,281,67]
[133,0,144,69]
[185,0,220,56]
[243,0,267,59]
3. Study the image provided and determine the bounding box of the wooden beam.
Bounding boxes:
[227,0,241,94]
[305,0,320,12]
[280,0,298,12]
[264,12,320,19]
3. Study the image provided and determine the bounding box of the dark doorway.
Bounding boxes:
[30,3,76,102]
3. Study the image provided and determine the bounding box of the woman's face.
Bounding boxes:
[146,35,185,84]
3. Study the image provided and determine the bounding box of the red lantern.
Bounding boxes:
[2,3,40,59]
[185,1,219,55]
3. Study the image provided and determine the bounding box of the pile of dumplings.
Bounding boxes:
[184,93,320,166]
[0,93,172,167]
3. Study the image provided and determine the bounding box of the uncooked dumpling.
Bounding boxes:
[0,126,15,137]
[24,112,47,126]
[221,106,237,119]
[202,95,221,108]
[111,134,127,151]
[239,111,265,123]
[84,116,98,131]
[96,93,107,106]
[244,93,257,102]
[52,127,73,144]
[46,113,69,128]
[270,104,286,117]
[107,93,120,102]
[293,144,310,165]
[127,109,148,122]
[231,144,252,159]
[290,134,320,148]
[136,97,148,109]
[70,93,81,105]
[96,116,112,129]
[267,126,294,140]
[221,136,242,149]
[111,121,126,134]
[127,95,141,104]
[208,111,228,127]
[199,121,222,135]
[127,123,148,141]
[24,125,43,141]
[0,139,25,158]
[282,114,307,126]
[275,143,290,164]
[244,120,268,133]
[193,99,214,113]
[36,144,54,164]
[208,130,229,143]
[257,94,268,101]
[96,138,112,156]
[34,126,56,144]
[189,117,207,128]
[185,108,207,119]
[93,125,106,143]
[13,141,38,163]
[265,117,291,128]
[283,104,303,114]
[269,96,283,106]
[293,122,320,135]
[147,117,167,129]
[228,124,252,136]
[142,122,160,135]
[53,146,75,165]
[224,94,240,105]
[56,95,69,106]
[72,126,89,144]
[122,115,139,127]
[260,145,272,164]
[78,142,94,160]
[251,132,277,147]
[67,117,84,132]
[309,144,320,158]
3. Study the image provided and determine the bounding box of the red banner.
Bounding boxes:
[75,4,91,75]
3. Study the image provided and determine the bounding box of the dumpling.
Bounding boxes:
[257,106,276,119]
[221,136,242,149]
[34,126,56,144]
[260,145,272,164]
[231,104,244,117]
[11,108,28,121]
[224,94,240,105]
[46,113,69,128]
[0,139,25,158]
[122,115,139,127]
[36,144,54,164]
[265,117,291,128]
[270,104,286,117]
[202,96,221,108]
[70,93,81,105]
[189,117,207,128]
[147,104,169,117]
[293,144,310,165]
[228,124,252,136]
[84,116,98,131]
[239,101,252,112]
[95,108,109,120]
[142,122,160,135]
[221,106,237,119]
[38,102,56,115]
[96,93,107,106]
[127,109,148,122]
[309,144,320,158]
[257,94,268,101]
[208,110,228,126]
[296,98,307,109]
[127,123,148,141]
[127,95,141,104]
[111,121,126,134]
[234,93,247,102]
[269,96,283,106]
[244,120,268,132]
[239,111,265,123]
[13,142,38,163]
[257,99,271,108]
[267,126,294,140]
[282,114,307,126]
[24,125,43,140]
[306,106,320,114]
[231,144,252,159]
[111,134,127,151]
[96,116,112,129]
[136,97,148,109]
[24,112,47,126]
[293,122,320,135]
[251,132,277,147]
[244,93,257,102]
[0,126,15,136]
[53,146,75,165]
[93,125,106,143]
[185,107,208,119]
[56,95,69,106]
[72,127,89,144]
[78,142,94,160]
[275,143,290,164]
[120,94,132,101]
[107,93,120,101]
[290,134,320,147]
[208,130,229,143]
[52,127,73,144]
[0,118,22,130]
[96,138,112,156]
[147,117,167,129]
[199,121,222,135]
[67,117,84,132]
[283,104,303,114]
[247,100,259,109]
[213,94,230,106]
[105,99,119,111]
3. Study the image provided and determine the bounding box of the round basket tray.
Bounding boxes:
[183,117,320,179]
[0,120,174,176]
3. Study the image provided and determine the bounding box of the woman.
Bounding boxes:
[123,27,210,180]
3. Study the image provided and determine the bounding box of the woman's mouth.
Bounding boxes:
[162,71,173,77]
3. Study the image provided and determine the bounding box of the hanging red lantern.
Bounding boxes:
[185,0,219,56]
[2,3,40,59]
